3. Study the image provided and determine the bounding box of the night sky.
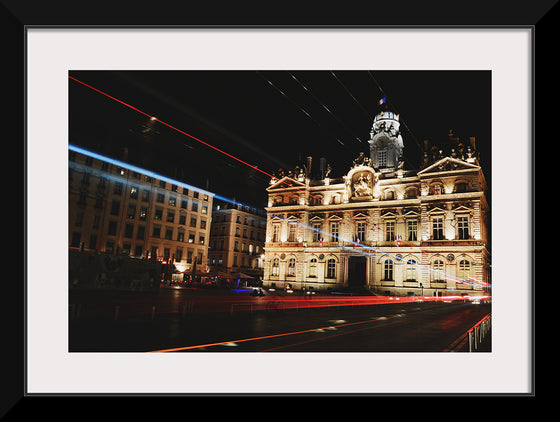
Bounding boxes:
[68,70,491,208]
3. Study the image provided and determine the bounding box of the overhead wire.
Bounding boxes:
[255,71,356,153]
[69,73,489,291]
[330,71,374,121]
[287,71,366,147]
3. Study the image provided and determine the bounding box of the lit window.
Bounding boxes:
[288,258,296,276]
[458,216,469,239]
[432,217,444,240]
[383,259,393,280]
[308,258,317,277]
[431,260,445,282]
[326,258,336,278]
[272,258,279,276]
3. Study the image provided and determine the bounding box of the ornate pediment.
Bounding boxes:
[267,176,305,190]
[418,157,479,175]
[309,214,325,222]
[327,213,343,221]
[403,207,421,218]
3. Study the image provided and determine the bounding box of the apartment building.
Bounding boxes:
[68,146,213,274]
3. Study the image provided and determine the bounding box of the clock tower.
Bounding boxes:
[368,109,404,172]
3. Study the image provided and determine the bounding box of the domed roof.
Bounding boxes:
[374,110,399,122]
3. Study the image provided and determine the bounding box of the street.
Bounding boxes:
[69,287,491,353]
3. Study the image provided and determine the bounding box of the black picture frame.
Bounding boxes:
[10,0,550,414]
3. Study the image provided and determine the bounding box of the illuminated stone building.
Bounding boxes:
[262,109,490,297]
[68,146,213,273]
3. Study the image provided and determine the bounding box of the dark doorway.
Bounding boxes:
[348,256,367,287]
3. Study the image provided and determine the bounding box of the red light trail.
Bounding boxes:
[69,75,273,180]
[69,75,490,289]
[69,75,319,199]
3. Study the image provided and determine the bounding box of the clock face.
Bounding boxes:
[376,135,389,147]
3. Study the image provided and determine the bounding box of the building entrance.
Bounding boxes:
[347,256,367,287]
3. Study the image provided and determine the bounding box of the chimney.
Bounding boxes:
[469,137,476,150]
[319,157,326,179]
[306,156,313,178]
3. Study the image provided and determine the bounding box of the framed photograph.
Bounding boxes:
[15,1,546,407]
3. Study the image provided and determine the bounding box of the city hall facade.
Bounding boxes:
[262,110,490,297]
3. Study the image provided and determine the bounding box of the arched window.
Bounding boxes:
[308,258,317,277]
[287,258,296,276]
[271,258,279,276]
[383,259,394,280]
[431,259,445,281]
[405,259,417,281]
[326,258,336,278]
[457,259,471,284]
[405,187,418,199]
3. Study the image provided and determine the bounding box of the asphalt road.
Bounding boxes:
[69,287,491,353]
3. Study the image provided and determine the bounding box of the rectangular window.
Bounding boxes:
[272,224,280,242]
[312,223,322,242]
[113,181,123,195]
[179,214,186,225]
[130,186,138,199]
[378,150,387,167]
[330,222,339,242]
[88,234,97,250]
[385,221,395,241]
[165,228,173,240]
[152,225,161,238]
[168,195,177,207]
[356,221,366,242]
[156,192,165,203]
[167,211,175,223]
[139,206,148,221]
[127,204,136,219]
[110,200,120,216]
[458,216,469,239]
[124,223,133,238]
[107,221,117,236]
[141,189,150,202]
[288,223,296,242]
[136,225,145,240]
[154,208,163,220]
[432,217,444,240]
[407,220,418,241]
[71,232,81,248]
[75,212,83,227]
